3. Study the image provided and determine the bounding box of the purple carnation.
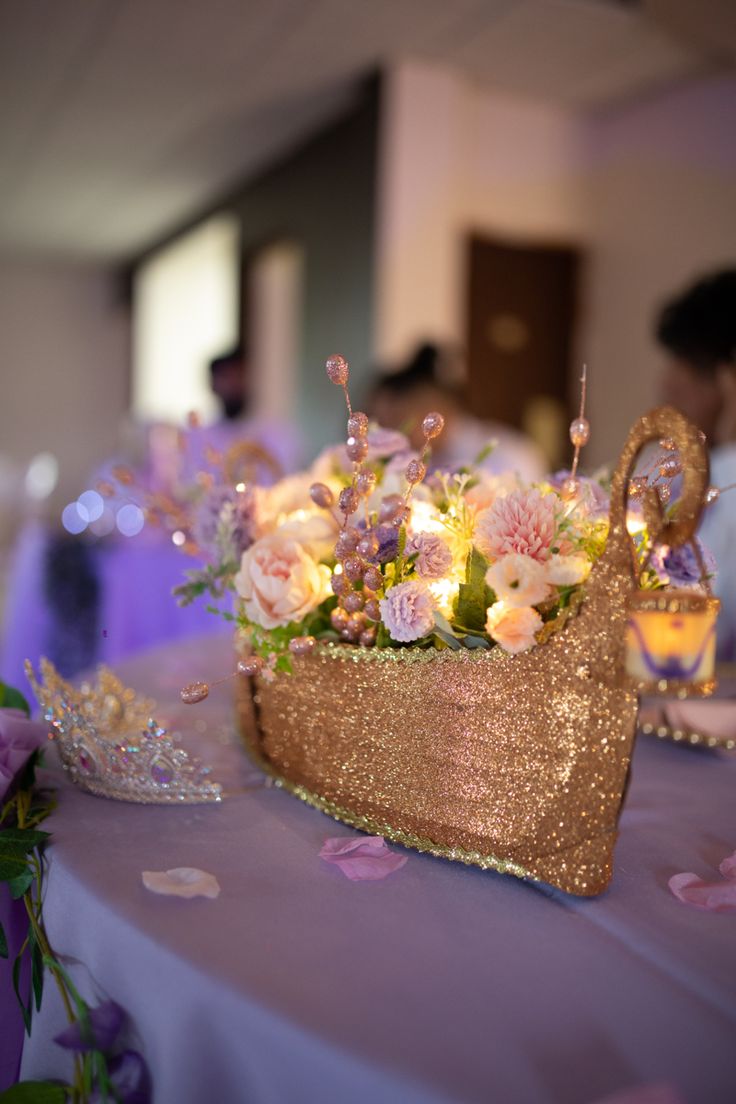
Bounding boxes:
[410,533,453,579]
[650,540,717,589]
[192,485,256,563]
[379,579,435,643]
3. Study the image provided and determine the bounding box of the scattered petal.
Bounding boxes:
[719,850,736,880]
[54,1000,125,1053]
[664,700,736,741]
[319,836,408,881]
[142,867,220,899]
[668,851,736,912]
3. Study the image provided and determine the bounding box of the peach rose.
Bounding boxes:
[485,601,543,654]
[235,534,331,629]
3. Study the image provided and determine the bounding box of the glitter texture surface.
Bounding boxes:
[236,407,711,896]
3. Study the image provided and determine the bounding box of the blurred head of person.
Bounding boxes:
[209,346,248,421]
[366,343,464,450]
[656,269,736,444]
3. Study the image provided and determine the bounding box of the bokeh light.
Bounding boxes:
[77,489,104,523]
[61,502,87,535]
[116,504,145,537]
[90,508,115,537]
[25,452,59,500]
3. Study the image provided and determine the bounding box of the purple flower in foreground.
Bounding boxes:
[649,540,717,589]
[0,709,46,803]
[91,1050,151,1104]
[54,1000,125,1054]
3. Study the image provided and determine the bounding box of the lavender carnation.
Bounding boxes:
[379,579,435,643]
[193,485,256,563]
[650,540,717,589]
[411,532,453,580]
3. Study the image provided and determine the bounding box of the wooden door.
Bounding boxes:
[465,235,580,466]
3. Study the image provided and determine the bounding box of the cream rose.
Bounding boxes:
[485,601,543,654]
[545,553,591,586]
[235,534,331,630]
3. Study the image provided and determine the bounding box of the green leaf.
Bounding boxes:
[455,547,492,632]
[460,633,491,650]
[0,856,30,883]
[432,612,462,650]
[8,868,34,899]
[12,954,32,1034]
[29,930,44,1012]
[0,682,31,717]
[0,829,50,851]
[0,1082,67,1103]
[0,921,7,959]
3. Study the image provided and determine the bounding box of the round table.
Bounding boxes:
[18,634,736,1103]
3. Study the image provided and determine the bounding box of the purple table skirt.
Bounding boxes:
[10,635,736,1103]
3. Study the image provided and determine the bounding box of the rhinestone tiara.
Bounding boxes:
[25,658,222,804]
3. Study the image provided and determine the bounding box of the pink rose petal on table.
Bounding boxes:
[668,850,736,912]
[142,867,220,899]
[319,836,408,881]
[719,850,736,879]
[664,700,736,740]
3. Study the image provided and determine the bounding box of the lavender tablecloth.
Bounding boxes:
[14,634,736,1103]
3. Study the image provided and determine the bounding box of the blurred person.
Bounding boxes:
[656,268,736,660]
[366,342,545,482]
[187,345,302,479]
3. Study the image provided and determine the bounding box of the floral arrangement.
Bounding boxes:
[156,356,707,686]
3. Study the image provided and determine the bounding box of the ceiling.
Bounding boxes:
[0,0,733,262]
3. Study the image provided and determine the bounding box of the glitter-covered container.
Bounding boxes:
[236,407,712,896]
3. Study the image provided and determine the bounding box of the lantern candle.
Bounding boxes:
[625,589,720,696]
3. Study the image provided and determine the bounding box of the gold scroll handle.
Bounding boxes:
[604,405,710,578]
[223,441,283,485]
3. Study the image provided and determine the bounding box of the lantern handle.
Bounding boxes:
[603,406,710,584]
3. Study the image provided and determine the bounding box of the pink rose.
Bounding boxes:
[485,602,543,654]
[411,533,453,580]
[235,534,331,629]
[379,579,435,643]
[485,553,551,607]
[474,488,558,563]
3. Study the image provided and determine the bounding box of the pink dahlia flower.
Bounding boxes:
[474,489,559,563]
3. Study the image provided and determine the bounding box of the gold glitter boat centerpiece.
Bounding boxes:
[145,352,718,897]
[234,404,714,897]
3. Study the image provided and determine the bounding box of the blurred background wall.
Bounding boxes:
[1,0,735,670]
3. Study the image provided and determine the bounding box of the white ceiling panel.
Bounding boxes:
[0,0,729,260]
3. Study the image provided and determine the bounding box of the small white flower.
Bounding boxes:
[485,553,551,607]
